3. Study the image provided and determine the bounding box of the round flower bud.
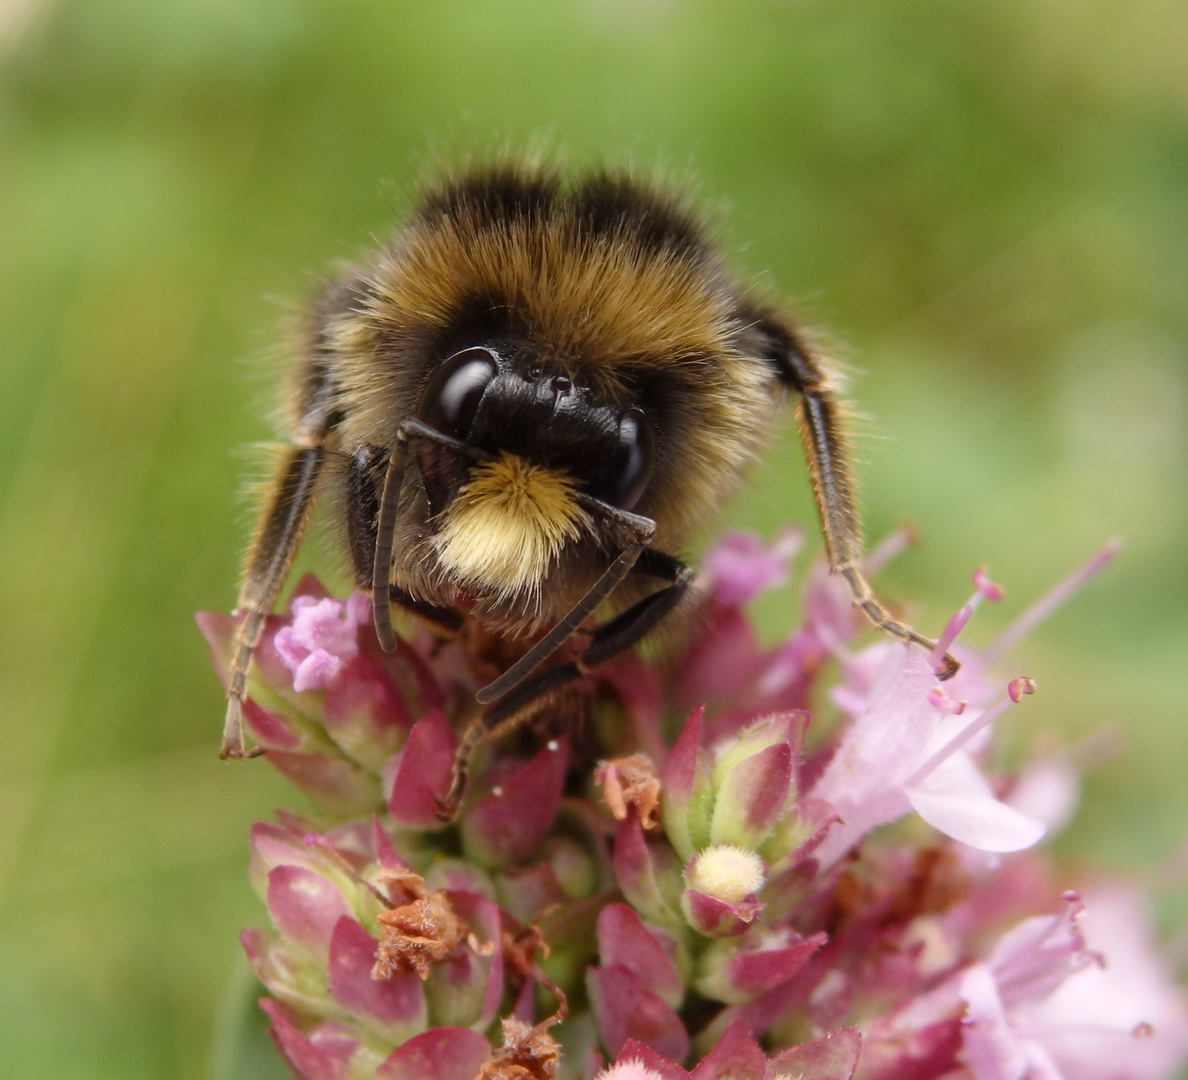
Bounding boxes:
[686,844,766,904]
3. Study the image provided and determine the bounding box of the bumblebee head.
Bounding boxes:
[328,166,780,615]
[412,344,655,602]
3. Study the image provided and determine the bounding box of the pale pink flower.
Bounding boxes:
[811,648,1045,867]
[962,887,1188,1080]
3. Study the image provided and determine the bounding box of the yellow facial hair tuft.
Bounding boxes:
[432,453,591,602]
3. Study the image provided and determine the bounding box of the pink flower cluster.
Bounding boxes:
[198,530,1188,1080]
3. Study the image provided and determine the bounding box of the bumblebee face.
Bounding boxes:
[411,342,656,605]
[329,166,780,588]
[416,343,655,514]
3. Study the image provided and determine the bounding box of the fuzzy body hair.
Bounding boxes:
[305,164,800,632]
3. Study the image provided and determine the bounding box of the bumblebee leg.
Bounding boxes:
[222,326,343,759]
[437,551,694,820]
[389,584,464,634]
[344,444,464,636]
[371,420,492,651]
[222,445,325,758]
[762,321,958,680]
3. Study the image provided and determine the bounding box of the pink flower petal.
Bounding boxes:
[812,648,1043,862]
[269,594,366,694]
[689,1018,765,1080]
[461,738,569,868]
[387,710,457,828]
[721,933,825,999]
[598,903,684,1007]
[681,889,762,938]
[766,1026,862,1080]
[434,892,504,1030]
[323,654,411,769]
[195,611,235,686]
[614,812,684,929]
[260,998,350,1080]
[290,648,344,692]
[701,529,800,608]
[266,865,352,967]
[662,707,709,861]
[1015,887,1188,1080]
[960,963,1027,1080]
[906,753,1045,853]
[588,964,690,1063]
[326,916,426,1042]
[673,605,765,712]
[986,899,1090,1004]
[242,698,302,751]
[811,649,935,866]
[345,590,372,625]
[710,741,793,850]
[800,559,859,652]
[253,613,310,700]
[289,596,361,657]
[612,1041,691,1080]
[1006,759,1080,835]
[374,1026,493,1080]
[745,633,819,716]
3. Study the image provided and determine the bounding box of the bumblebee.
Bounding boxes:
[221,164,957,813]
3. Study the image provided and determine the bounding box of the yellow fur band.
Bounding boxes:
[432,453,591,601]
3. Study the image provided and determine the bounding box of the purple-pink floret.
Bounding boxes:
[700,528,801,608]
[200,532,1188,1080]
[274,593,372,691]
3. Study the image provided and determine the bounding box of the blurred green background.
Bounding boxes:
[0,0,1185,1076]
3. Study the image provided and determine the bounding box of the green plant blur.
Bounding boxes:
[0,1,1184,1077]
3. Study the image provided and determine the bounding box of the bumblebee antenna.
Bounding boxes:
[476,542,646,704]
[371,444,409,652]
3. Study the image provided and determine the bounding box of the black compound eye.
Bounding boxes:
[417,347,498,441]
[611,408,654,511]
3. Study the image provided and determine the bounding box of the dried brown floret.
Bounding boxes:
[475,1017,564,1080]
[371,868,468,980]
[595,753,661,832]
